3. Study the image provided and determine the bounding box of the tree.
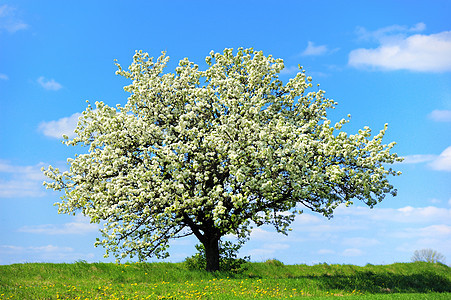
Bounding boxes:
[43,48,402,271]
[412,249,446,264]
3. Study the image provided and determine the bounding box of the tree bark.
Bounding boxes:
[203,236,220,272]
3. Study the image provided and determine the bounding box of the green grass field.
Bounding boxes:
[1,261,450,299]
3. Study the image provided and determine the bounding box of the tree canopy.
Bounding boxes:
[412,249,446,264]
[43,47,402,271]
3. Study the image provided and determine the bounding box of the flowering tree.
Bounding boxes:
[43,48,402,271]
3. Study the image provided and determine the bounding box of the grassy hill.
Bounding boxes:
[1,261,450,299]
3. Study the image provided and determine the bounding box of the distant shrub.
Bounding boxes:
[264,259,284,267]
[411,249,446,264]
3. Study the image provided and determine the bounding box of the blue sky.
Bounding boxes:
[1,0,450,266]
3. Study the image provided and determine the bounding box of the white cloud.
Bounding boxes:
[429,198,442,204]
[279,65,301,75]
[349,23,451,72]
[428,110,451,122]
[0,179,44,198]
[309,71,330,78]
[295,213,323,224]
[280,66,330,77]
[428,146,451,171]
[317,249,335,255]
[355,22,426,42]
[250,227,289,241]
[391,225,451,240]
[18,215,99,235]
[245,203,451,264]
[401,154,437,164]
[400,146,451,171]
[0,244,74,254]
[0,244,96,264]
[246,248,275,258]
[395,238,451,257]
[397,206,451,221]
[266,243,290,250]
[342,237,380,248]
[0,160,45,180]
[292,213,362,234]
[246,243,290,259]
[335,205,451,225]
[38,112,81,139]
[342,248,363,257]
[0,4,28,33]
[301,41,329,56]
[423,225,451,236]
[271,205,450,264]
[300,41,339,57]
[37,76,63,91]
[0,160,47,198]
[0,73,8,80]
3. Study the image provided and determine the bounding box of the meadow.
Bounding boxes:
[1,260,450,299]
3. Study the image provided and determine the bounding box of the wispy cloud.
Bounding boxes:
[392,225,451,239]
[311,204,450,262]
[38,112,81,139]
[241,202,451,264]
[0,4,28,34]
[246,242,290,258]
[0,160,46,198]
[401,154,437,164]
[0,244,74,254]
[428,109,451,122]
[0,73,8,80]
[355,22,426,42]
[349,23,451,72]
[0,244,96,264]
[342,248,364,257]
[400,146,451,171]
[317,249,335,255]
[279,65,301,75]
[342,237,380,248]
[18,215,99,235]
[279,66,330,77]
[250,227,291,241]
[336,205,451,224]
[301,41,329,56]
[428,146,451,171]
[37,76,63,91]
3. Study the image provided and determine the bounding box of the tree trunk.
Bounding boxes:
[181,213,221,272]
[203,236,220,272]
